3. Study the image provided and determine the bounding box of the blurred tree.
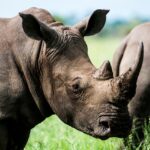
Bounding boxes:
[53,14,150,38]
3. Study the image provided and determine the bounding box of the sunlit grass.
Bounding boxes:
[25,37,124,150]
[86,36,121,67]
[25,116,123,150]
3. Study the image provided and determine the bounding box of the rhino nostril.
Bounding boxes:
[99,121,109,129]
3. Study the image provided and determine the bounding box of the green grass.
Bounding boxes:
[25,116,123,150]
[124,119,150,150]
[25,36,124,150]
[142,122,150,150]
[86,36,121,67]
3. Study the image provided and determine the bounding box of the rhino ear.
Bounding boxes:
[74,9,109,36]
[19,13,57,41]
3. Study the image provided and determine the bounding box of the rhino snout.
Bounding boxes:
[94,113,132,139]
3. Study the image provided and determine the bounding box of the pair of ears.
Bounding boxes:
[19,9,109,41]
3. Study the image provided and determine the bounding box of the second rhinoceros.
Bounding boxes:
[112,23,150,147]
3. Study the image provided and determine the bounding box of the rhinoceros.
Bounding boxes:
[0,7,143,150]
[112,23,150,147]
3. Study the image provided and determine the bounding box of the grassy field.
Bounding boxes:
[25,36,125,150]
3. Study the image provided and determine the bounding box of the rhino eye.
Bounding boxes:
[66,81,83,97]
[66,78,84,99]
[72,83,82,93]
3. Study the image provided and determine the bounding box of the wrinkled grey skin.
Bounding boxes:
[0,7,143,150]
[112,23,150,147]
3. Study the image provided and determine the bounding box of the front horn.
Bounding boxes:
[126,42,144,84]
[121,42,143,85]
[115,42,144,101]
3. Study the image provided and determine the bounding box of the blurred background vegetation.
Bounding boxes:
[54,13,150,37]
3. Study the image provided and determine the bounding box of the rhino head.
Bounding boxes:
[19,10,143,139]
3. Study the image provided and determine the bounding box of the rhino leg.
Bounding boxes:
[0,120,30,150]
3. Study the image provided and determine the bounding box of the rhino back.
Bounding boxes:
[116,23,150,117]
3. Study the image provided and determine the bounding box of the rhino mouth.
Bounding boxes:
[81,112,132,140]
[99,113,132,137]
[73,103,132,139]
[94,112,132,139]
